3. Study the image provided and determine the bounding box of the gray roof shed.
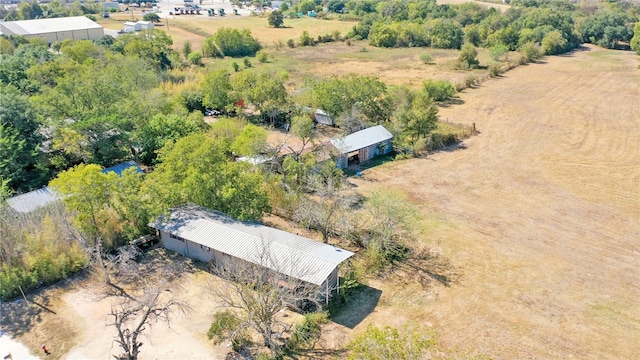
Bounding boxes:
[330,125,393,154]
[149,205,354,286]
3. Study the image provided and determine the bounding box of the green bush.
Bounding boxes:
[213,27,261,57]
[285,312,329,351]
[420,53,433,64]
[347,325,437,360]
[287,38,296,48]
[256,50,269,63]
[187,51,202,65]
[207,310,250,351]
[422,80,455,102]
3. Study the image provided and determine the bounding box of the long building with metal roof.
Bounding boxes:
[149,205,354,301]
[0,16,104,44]
[5,187,60,214]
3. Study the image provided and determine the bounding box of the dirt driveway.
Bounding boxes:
[346,45,640,359]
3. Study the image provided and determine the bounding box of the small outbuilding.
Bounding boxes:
[5,187,60,214]
[313,109,334,126]
[123,22,139,33]
[330,125,393,169]
[136,21,154,30]
[149,204,354,303]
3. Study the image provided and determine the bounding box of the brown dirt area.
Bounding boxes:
[339,45,640,359]
[3,45,638,359]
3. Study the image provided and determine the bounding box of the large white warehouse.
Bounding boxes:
[0,16,104,44]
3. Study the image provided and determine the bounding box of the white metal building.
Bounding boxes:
[0,16,104,44]
[136,21,154,30]
[330,125,393,169]
[5,187,60,214]
[123,22,139,33]
[149,205,354,302]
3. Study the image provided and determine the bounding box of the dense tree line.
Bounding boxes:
[0,0,103,21]
[343,0,638,53]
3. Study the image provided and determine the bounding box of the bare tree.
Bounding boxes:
[293,166,357,243]
[208,242,323,356]
[108,283,189,360]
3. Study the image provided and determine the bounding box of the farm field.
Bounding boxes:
[343,44,640,359]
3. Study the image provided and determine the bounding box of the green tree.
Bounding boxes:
[428,19,464,49]
[144,133,270,221]
[298,0,315,13]
[541,29,568,55]
[142,12,161,23]
[136,113,206,165]
[112,29,176,70]
[231,70,289,123]
[488,44,509,61]
[631,22,640,55]
[0,84,45,191]
[231,124,267,156]
[213,27,261,57]
[311,74,390,125]
[182,40,192,59]
[268,10,284,28]
[49,164,118,245]
[300,30,313,46]
[397,91,438,142]
[422,79,455,102]
[202,69,234,112]
[456,42,479,69]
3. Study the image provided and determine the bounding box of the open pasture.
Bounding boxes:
[342,45,640,359]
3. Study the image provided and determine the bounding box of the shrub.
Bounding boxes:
[285,312,329,351]
[299,30,313,46]
[187,51,202,65]
[519,42,542,63]
[256,50,269,63]
[232,62,240,72]
[347,325,437,360]
[489,63,504,78]
[213,27,261,57]
[207,311,251,351]
[456,42,479,69]
[422,80,455,102]
[287,38,295,48]
[420,53,433,64]
[243,57,252,68]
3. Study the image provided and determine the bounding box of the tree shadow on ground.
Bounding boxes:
[329,284,382,329]
[438,97,465,108]
[394,248,462,289]
[558,45,591,57]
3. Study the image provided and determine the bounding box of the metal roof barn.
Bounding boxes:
[330,125,393,154]
[149,205,354,286]
[6,187,60,214]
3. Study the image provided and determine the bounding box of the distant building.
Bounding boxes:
[313,109,334,126]
[5,187,60,214]
[123,21,140,33]
[330,125,393,169]
[149,204,354,304]
[0,16,104,44]
[136,21,154,30]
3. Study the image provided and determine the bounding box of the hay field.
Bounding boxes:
[340,45,640,359]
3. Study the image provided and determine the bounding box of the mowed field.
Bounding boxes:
[341,45,640,359]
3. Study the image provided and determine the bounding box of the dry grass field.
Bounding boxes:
[340,44,640,359]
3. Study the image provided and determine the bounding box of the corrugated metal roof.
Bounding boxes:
[149,205,354,286]
[0,16,102,35]
[330,125,393,154]
[6,187,60,213]
[103,161,143,176]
